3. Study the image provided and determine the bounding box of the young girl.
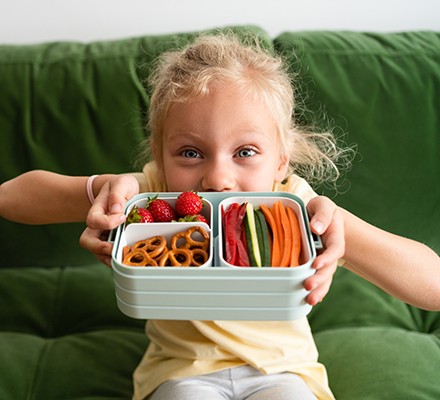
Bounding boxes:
[1,33,439,400]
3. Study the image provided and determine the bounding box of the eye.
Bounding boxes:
[236,147,257,158]
[181,148,201,159]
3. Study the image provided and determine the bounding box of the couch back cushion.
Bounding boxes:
[0,26,271,267]
[274,31,440,253]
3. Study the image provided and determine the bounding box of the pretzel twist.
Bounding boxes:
[123,249,158,266]
[132,236,167,259]
[170,226,210,251]
[159,248,193,267]
[190,248,209,266]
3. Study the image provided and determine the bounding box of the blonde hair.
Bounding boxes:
[145,31,351,187]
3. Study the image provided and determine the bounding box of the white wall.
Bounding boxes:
[1,0,439,44]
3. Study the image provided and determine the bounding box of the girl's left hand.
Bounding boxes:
[304,196,345,306]
[79,174,140,267]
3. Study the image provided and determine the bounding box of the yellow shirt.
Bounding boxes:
[132,162,335,400]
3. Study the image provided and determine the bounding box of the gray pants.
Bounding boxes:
[147,365,317,400]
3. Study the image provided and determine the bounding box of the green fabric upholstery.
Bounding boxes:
[274,31,440,252]
[1,27,439,399]
[0,265,147,399]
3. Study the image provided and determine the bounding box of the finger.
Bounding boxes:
[107,175,139,215]
[306,278,333,306]
[94,254,113,269]
[87,209,126,231]
[304,261,338,292]
[87,187,126,230]
[305,262,338,305]
[313,210,345,270]
[307,196,337,235]
[79,227,114,258]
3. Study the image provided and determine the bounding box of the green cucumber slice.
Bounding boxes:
[255,209,271,266]
[244,203,261,267]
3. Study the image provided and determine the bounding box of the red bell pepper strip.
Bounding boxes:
[224,203,239,264]
[234,203,250,266]
[223,202,252,266]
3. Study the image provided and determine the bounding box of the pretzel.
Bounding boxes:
[159,248,193,267]
[123,249,158,267]
[190,248,209,266]
[170,226,210,251]
[132,236,167,259]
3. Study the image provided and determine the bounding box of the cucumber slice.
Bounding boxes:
[255,209,271,266]
[244,203,261,267]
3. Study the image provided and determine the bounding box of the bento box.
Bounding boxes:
[111,192,322,321]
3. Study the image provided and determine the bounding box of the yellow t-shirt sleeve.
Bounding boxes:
[272,175,317,205]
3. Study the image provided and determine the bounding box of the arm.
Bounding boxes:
[0,170,116,224]
[303,197,440,311]
[341,208,440,311]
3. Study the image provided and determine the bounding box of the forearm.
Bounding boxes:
[0,170,115,224]
[341,208,440,311]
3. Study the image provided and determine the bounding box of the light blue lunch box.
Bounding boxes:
[111,192,322,321]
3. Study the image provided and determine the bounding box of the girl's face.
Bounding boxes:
[161,82,289,192]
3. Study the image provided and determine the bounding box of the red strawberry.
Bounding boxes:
[126,206,154,224]
[146,195,177,222]
[175,191,203,217]
[178,214,208,224]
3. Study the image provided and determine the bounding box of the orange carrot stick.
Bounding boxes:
[286,206,302,266]
[277,201,292,267]
[272,202,285,267]
[259,204,280,266]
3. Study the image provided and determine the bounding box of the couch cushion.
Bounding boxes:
[274,31,440,253]
[310,268,440,400]
[0,263,148,398]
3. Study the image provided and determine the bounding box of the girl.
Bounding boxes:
[1,33,439,400]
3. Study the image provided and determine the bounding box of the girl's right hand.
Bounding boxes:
[79,174,139,267]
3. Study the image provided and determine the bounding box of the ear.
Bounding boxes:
[274,153,289,182]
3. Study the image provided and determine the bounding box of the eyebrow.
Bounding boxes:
[169,126,270,138]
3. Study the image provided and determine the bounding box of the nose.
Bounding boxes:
[201,160,235,192]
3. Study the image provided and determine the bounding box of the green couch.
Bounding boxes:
[1,26,439,399]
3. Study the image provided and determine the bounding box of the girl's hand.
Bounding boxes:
[79,174,139,267]
[304,196,345,306]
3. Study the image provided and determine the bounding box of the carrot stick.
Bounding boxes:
[271,201,285,267]
[259,204,280,266]
[277,201,292,267]
[286,206,302,266]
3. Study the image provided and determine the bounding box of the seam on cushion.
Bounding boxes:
[274,33,440,58]
[49,266,66,339]
[313,325,438,339]
[26,338,53,400]
[313,323,420,334]
[0,51,142,66]
[274,39,440,58]
[293,47,440,58]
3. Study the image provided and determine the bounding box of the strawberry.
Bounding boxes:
[178,214,208,224]
[145,195,177,222]
[126,206,154,224]
[175,191,203,217]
